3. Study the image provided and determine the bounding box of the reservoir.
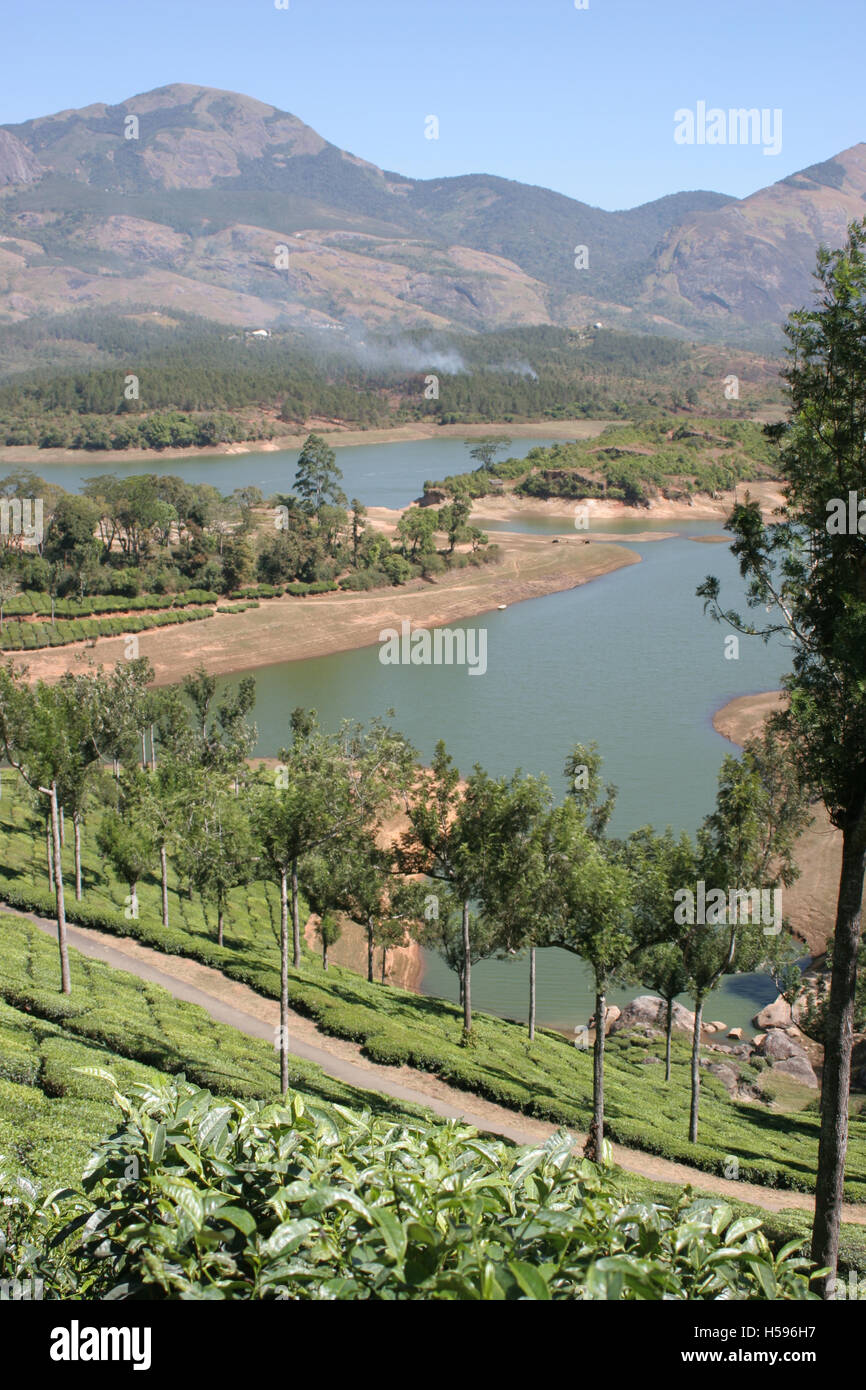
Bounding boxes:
[20,437,792,1034]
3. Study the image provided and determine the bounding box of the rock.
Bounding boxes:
[772,1055,819,1089]
[755,1028,807,1062]
[706,1063,740,1094]
[588,1004,621,1035]
[727,1028,744,1040]
[752,1033,767,1048]
[753,996,793,1030]
[641,1056,664,1066]
[609,996,695,1036]
[728,1043,752,1059]
[707,1021,727,1033]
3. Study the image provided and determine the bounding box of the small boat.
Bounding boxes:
[497,603,507,610]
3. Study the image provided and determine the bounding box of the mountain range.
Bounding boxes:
[0,83,863,350]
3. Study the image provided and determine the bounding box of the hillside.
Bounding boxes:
[0,83,861,347]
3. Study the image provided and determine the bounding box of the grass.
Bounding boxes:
[1,771,864,1201]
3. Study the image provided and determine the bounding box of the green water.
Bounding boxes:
[25,437,555,512]
[217,522,793,1037]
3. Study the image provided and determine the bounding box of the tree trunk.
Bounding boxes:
[160,843,169,928]
[280,867,289,1095]
[367,916,374,984]
[47,784,70,995]
[291,859,301,969]
[46,821,54,892]
[528,945,536,1042]
[141,731,147,768]
[217,904,224,949]
[150,725,157,771]
[128,881,138,920]
[322,942,329,970]
[665,996,673,1083]
[461,899,472,1035]
[381,949,388,984]
[689,995,704,1143]
[585,988,606,1161]
[73,812,82,901]
[812,823,866,1294]
[59,805,65,847]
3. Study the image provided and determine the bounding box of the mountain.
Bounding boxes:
[0,83,861,347]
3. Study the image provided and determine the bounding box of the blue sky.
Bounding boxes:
[3,0,862,209]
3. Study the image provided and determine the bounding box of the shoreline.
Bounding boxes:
[10,530,641,685]
[0,418,623,468]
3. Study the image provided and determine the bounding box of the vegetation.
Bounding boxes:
[0,314,781,447]
[424,418,778,507]
[0,439,499,649]
[698,216,866,1292]
[0,1075,826,1300]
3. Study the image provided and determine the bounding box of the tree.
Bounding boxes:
[0,575,17,633]
[400,747,536,1037]
[467,436,512,471]
[315,911,342,970]
[468,771,553,1040]
[350,499,367,564]
[397,508,437,559]
[181,783,255,947]
[696,221,866,1289]
[0,667,76,992]
[304,831,396,984]
[541,796,633,1160]
[683,731,809,1144]
[96,776,155,921]
[294,434,347,517]
[253,711,414,1092]
[622,827,696,1082]
[437,497,471,554]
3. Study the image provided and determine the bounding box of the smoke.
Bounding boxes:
[302,324,536,379]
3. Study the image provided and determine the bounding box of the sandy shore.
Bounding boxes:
[472,479,785,527]
[11,531,639,685]
[0,418,622,469]
[713,691,840,955]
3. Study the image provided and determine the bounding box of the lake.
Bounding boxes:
[23,436,791,1035]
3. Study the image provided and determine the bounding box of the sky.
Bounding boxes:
[3,0,863,209]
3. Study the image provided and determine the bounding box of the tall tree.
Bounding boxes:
[697,221,866,1288]
[0,671,73,990]
[682,732,809,1144]
[293,434,347,517]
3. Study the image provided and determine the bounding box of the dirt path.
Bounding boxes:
[13,906,866,1225]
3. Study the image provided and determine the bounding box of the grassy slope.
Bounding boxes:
[1,773,864,1201]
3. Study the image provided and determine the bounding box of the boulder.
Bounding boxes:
[707,1021,727,1033]
[706,1063,740,1094]
[753,996,793,1030]
[727,1028,744,1040]
[588,1004,621,1035]
[755,1028,806,1062]
[752,1033,767,1048]
[772,1055,819,1089]
[609,996,695,1036]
